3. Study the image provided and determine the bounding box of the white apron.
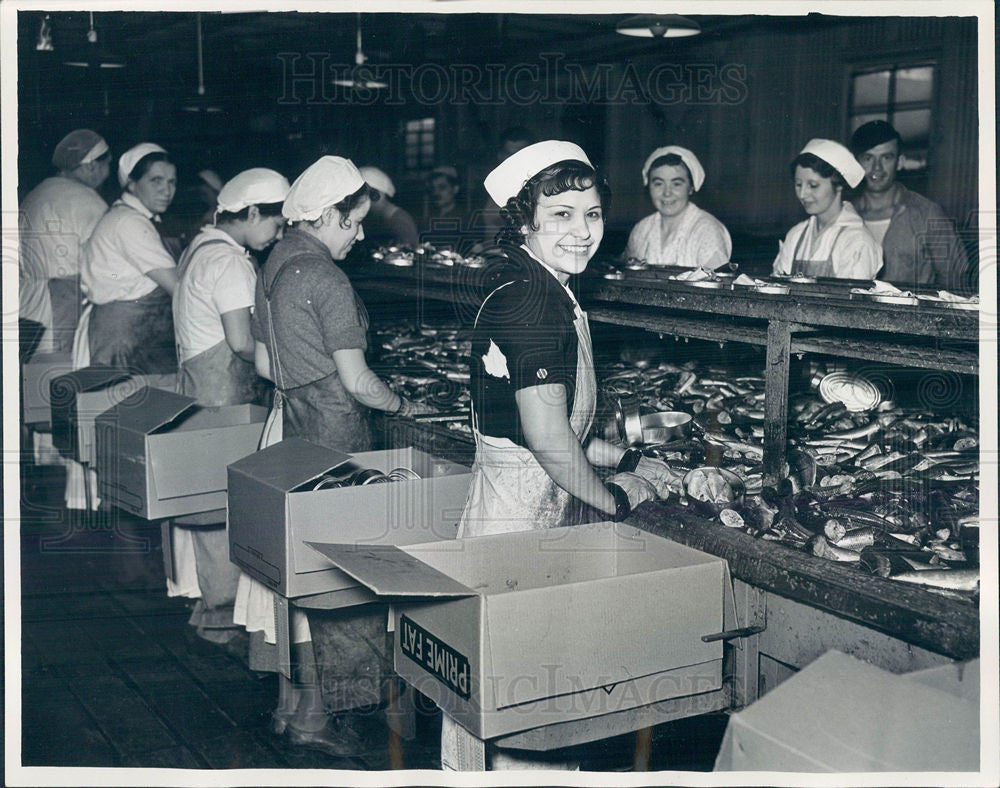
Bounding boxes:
[457,282,598,538]
[232,264,311,645]
[444,276,595,770]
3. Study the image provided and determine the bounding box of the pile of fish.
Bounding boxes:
[369,326,979,597]
[599,360,767,489]
[737,395,980,597]
[370,324,472,434]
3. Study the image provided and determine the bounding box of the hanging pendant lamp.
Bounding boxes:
[332,13,388,90]
[181,13,224,112]
[63,12,126,68]
[615,14,701,38]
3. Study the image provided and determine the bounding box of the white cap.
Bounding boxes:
[359,166,395,199]
[484,140,592,207]
[641,145,705,191]
[217,168,291,214]
[118,142,167,187]
[198,169,224,193]
[799,139,866,189]
[80,139,110,165]
[283,156,366,222]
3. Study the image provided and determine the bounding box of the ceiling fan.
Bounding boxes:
[332,13,388,90]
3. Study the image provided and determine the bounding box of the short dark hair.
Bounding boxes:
[850,120,902,156]
[216,201,285,224]
[790,153,846,189]
[333,183,378,228]
[127,152,172,183]
[645,153,692,185]
[497,160,611,245]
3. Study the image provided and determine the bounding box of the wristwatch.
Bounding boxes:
[616,448,643,474]
[606,482,632,522]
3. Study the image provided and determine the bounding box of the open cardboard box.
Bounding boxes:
[95,387,266,519]
[714,650,980,772]
[50,367,176,465]
[308,522,730,740]
[21,352,73,424]
[228,437,471,602]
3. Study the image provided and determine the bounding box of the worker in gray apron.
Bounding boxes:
[77,143,181,375]
[772,138,882,280]
[443,141,682,770]
[246,155,434,758]
[168,169,290,646]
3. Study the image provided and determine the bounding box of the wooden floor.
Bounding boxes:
[16,460,729,774]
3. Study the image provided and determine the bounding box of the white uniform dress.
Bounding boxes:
[625,203,732,269]
[19,175,108,354]
[772,202,883,280]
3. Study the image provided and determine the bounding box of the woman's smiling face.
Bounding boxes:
[523,186,604,279]
[647,163,693,219]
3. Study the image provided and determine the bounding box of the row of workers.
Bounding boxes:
[15,126,967,765]
[17,130,680,765]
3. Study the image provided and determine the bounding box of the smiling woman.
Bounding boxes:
[449,140,684,770]
[625,145,732,269]
[772,138,883,280]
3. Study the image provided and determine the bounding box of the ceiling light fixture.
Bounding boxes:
[63,12,125,68]
[615,14,701,39]
[181,13,224,113]
[332,13,388,90]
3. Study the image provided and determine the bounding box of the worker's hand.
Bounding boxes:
[633,456,685,499]
[395,396,436,418]
[607,472,657,510]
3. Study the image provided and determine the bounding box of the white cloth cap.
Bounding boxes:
[80,139,109,165]
[799,139,866,189]
[642,145,705,191]
[217,168,291,214]
[118,142,167,187]
[198,169,224,193]
[484,140,592,207]
[359,166,395,199]
[283,156,366,222]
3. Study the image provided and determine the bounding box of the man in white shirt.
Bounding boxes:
[19,129,110,357]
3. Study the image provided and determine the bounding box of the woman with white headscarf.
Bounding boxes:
[166,168,289,647]
[772,139,883,280]
[358,165,420,246]
[77,142,179,373]
[625,145,732,269]
[236,155,433,757]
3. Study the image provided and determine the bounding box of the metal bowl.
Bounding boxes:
[682,466,746,517]
[640,411,692,444]
[615,396,644,446]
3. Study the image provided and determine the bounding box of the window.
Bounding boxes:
[404,117,435,172]
[848,63,935,174]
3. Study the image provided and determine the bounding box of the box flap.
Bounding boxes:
[306,542,475,598]
[227,437,352,491]
[98,387,196,434]
[50,365,131,400]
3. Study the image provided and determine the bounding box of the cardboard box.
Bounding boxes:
[309,523,729,740]
[714,650,979,772]
[21,352,73,424]
[50,367,177,465]
[228,437,471,601]
[95,387,267,519]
